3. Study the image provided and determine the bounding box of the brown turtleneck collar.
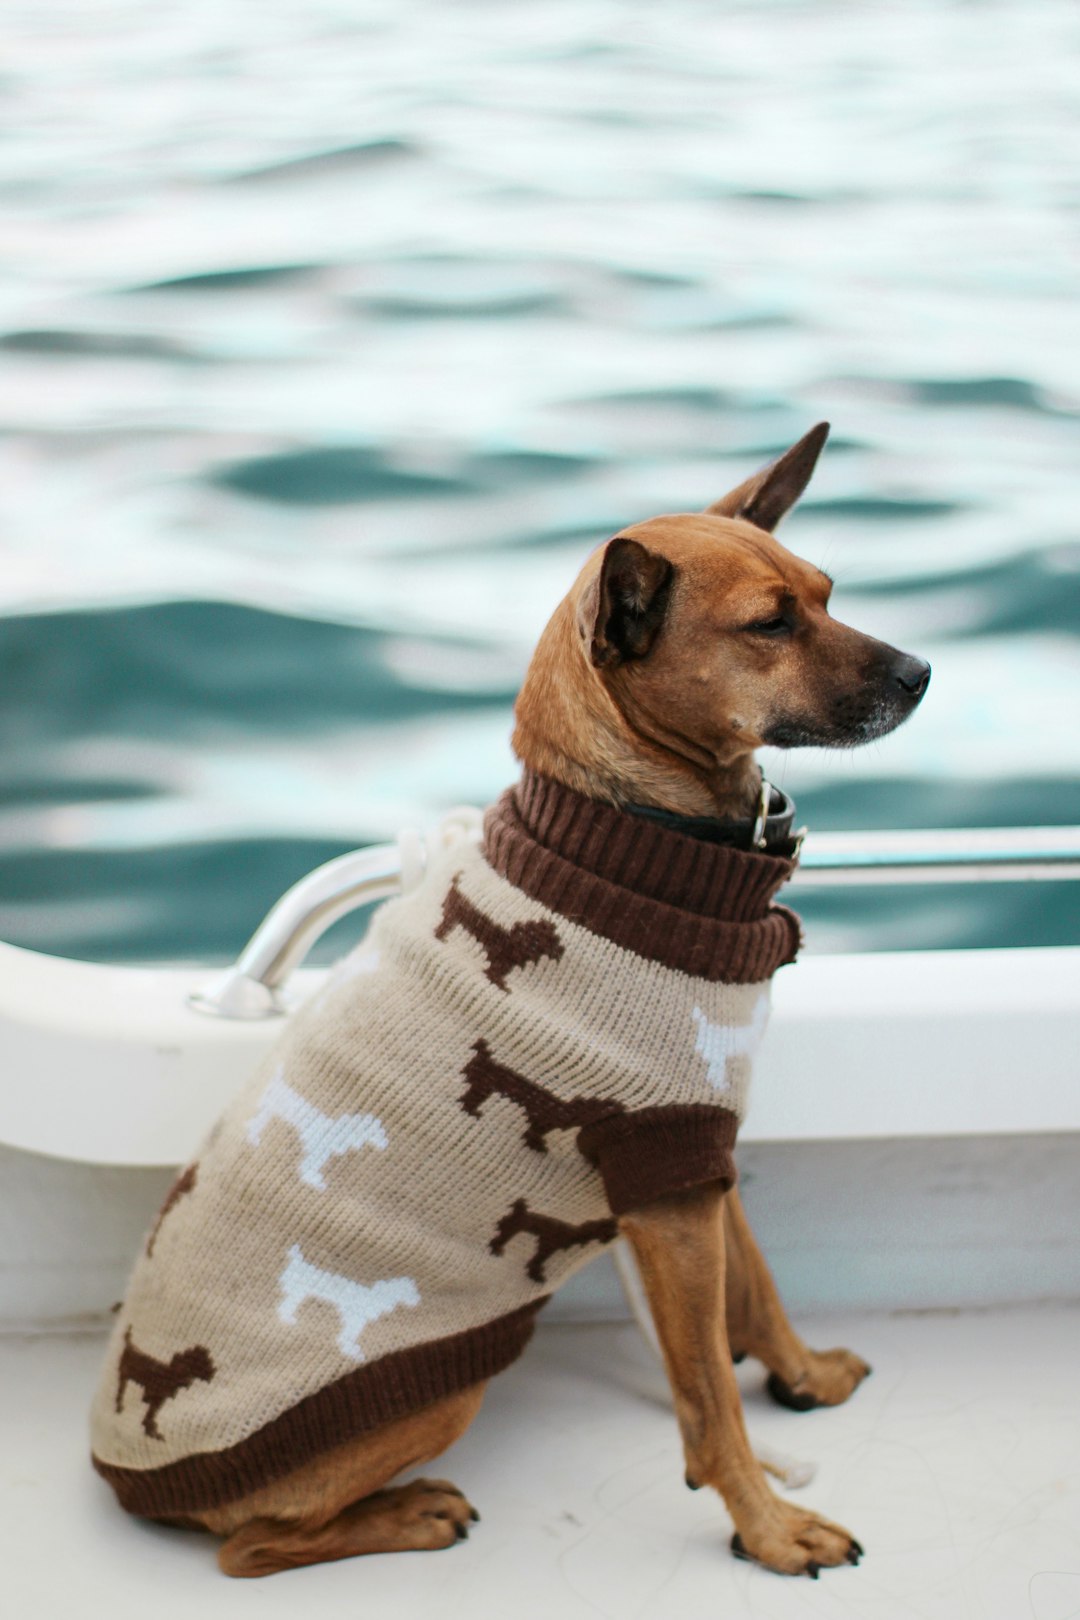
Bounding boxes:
[482,770,801,985]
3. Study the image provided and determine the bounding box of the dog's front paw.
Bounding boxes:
[767,1347,870,1411]
[731,1502,862,1578]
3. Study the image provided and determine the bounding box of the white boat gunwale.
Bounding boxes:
[2,817,1078,1169]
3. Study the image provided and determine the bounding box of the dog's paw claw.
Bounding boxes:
[730,1509,862,1577]
[766,1348,871,1410]
[766,1371,820,1412]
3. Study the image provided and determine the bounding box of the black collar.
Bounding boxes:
[626,781,800,857]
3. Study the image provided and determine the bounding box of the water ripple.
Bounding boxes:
[905,377,1078,414]
[0,329,202,362]
[134,265,322,293]
[211,447,476,504]
[228,138,420,185]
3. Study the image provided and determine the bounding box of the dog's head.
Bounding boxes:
[514,424,930,813]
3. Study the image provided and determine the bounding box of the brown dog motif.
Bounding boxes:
[434,872,563,990]
[146,1163,198,1258]
[489,1197,618,1284]
[115,1327,216,1441]
[460,1038,622,1151]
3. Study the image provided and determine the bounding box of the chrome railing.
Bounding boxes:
[188,844,408,1019]
[793,825,1080,886]
[188,822,1080,1020]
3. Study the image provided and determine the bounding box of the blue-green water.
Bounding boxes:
[2,0,1078,963]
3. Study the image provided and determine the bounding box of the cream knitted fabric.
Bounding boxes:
[90,773,799,1517]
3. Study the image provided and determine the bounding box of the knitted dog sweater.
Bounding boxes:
[90,771,800,1517]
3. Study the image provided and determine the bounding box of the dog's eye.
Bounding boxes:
[746,616,791,637]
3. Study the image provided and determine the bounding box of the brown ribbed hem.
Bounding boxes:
[92,1299,546,1519]
[483,773,800,984]
[578,1105,739,1215]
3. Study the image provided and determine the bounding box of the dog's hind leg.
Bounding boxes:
[722,1187,870,1411]
[217,1479,479,1577]
[197,1383,486,1577]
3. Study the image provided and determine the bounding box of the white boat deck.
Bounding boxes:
[4,1307,1078,1620]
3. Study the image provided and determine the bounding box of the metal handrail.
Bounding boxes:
[188,842,436,1020]
[794,824,1080,886]
[187,822,1080,1020]
[188,845,407,1019]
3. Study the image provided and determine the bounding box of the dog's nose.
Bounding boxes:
[894,656,931,699]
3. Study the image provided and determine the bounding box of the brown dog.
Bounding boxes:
[133,424,929,1578]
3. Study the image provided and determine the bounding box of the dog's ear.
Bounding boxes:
[582,537,674,669]
[706,421,829,532]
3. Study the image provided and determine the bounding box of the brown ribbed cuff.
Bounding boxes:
[93,1299,546,1519]
[578,1105,739,1215]
[483,773,800,984]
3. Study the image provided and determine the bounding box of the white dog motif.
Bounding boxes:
[247,1067,388,1189]
[691,992,770,1096]
[277,1245,420,1361]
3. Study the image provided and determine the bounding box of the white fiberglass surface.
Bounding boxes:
[3,1311,1078,1620]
